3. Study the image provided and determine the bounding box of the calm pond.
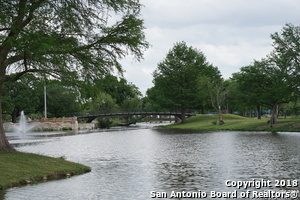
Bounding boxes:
[1,122,300,200]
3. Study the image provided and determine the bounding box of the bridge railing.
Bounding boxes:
[70,108,197,117]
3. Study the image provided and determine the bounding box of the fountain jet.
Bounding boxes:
[14,111,35,134]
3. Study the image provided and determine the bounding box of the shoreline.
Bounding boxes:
[0,151,91,190]
[165,114,300,132]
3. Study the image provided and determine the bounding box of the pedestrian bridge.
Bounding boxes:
[73,110,196,123]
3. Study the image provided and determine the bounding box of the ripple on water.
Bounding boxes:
[3,126,300,200]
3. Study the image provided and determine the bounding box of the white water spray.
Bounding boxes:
[14,111,35,134]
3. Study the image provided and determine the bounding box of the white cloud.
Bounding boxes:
[121,0,300,95]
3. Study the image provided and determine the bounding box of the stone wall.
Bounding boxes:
[4,117,97,132]
[34,117,79,131]
[78,123,97,130]
[33,121,77,131]
[39,117,77,124]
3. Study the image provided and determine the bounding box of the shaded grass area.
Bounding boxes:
[167,114,300,132]
[0,151,91,190]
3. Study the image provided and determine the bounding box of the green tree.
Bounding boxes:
[2,74,39,122]
[90,92,118,111]
[79,75,141,106]
[149,41,220,123]
[197,74,225,124]
[98,75,142,105]
[0,0,149,151]
[231,61,268,118]
[270,23,300,93]
[120,97,143,124]
[224,79,248,115]
[42,81,80,118]
[283,100,300,116]
[121,97,142,110]
[146,87,166,112]
[89,92,118,128]
[232,59,295,126]
[231,24,300,122]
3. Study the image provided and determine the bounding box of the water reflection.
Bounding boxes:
[2,124,300,200]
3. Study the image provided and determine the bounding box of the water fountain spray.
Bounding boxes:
[14,111,35,134]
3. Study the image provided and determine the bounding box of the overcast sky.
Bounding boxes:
[120,0,300,95]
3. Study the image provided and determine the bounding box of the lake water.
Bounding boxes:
[1,123,300,200]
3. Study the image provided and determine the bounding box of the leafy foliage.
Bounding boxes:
[231,24,300,125]
[0,0,149,151]
[90,92,118,111]
[79,74,141,106]
[270,23,300,96]
[2,74,39,122]
[0,0,149,82]
[43,81,81,118]
[148,41,221,123]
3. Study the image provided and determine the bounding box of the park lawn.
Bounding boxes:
[0,151,91,190]
[166,114,300,132]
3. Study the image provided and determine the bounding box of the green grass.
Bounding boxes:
[166,114,300,132]
[0,151,91,190]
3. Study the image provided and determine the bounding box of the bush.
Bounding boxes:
[98,118,113,128]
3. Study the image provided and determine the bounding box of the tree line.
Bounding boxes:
[146,24,300,126]
[2,74,143,123]
[5,23,300,128]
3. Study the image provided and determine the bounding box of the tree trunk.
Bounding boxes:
[180,107,186,124]
[269,104,278,127]
[201,106,205,114]
[12,109,18,123]
[218,106,224,125]
[257,105,261,119]
[0,83,16,152]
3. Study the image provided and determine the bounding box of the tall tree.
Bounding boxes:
[90,92,118,111]
[270,23,300,97]
[149,41,220,123]
[232,59,295,126]
[42,81,80,117]
[2,74,39,122]
[231,61,268,118]
[197,74,225,124]
[271,24,300,80]
[79,74,141,106]
[0,0,149,151]
[224,79,249,115]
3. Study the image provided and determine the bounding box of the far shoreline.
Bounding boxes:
[165,114,300,132]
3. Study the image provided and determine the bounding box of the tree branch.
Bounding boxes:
[0,28,10,32]
[4,69,40,82]
[0,0,45,71]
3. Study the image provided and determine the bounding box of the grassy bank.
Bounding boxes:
[0,151,91,190]
[166,114,300,132]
